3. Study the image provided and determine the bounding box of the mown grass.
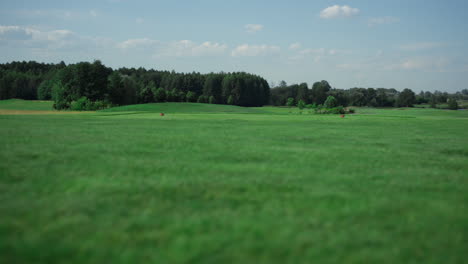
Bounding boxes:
[1,101,467,264]
[0,99,54,111]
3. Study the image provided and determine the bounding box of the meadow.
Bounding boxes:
[1,99,467,263]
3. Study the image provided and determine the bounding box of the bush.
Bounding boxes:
[448,98,459,110]
[70,97,110,111]
[197,95,208,103]
[209,95,216,104]
[306,103,317,109]
[70,97,91,111]
[324,96,338,108]
[186,91,196,102]
[227,95,234,105]
[297,100,306,110]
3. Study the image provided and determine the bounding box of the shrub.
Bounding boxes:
[227,95,234,105]
[209,95,216,104]
[297,100,306,110]
[197,95,208,103]
[70,97,91,111]
[324,96,338,108]
[306,103,317,109]
[286,97,295,107]
[186,91,196,102]
[448,98,459,110]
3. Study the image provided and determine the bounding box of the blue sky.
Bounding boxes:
[1,0,467,92]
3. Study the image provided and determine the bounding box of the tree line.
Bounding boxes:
[1,60,467,110]
[0,61,270,109]
[270,80,468,109]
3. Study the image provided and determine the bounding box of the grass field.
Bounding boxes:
[1,99,467,263]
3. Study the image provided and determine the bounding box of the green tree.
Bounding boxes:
[209,95,216,104]
[154,87,167,102]
[324,96,338,108]
[447,98,459,110]
[186,91,196,102]
[396,88,416,107]
[310,80,331,104]
[286,97,295,107]
[108,72,125,105]
[297,100,306,110]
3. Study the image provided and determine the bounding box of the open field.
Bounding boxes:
[1,100,467,263]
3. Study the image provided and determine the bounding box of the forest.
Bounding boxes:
[0,60,467,110]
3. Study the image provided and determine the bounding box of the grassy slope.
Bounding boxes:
[100,102,274,114]
[1,102,468,264]
[0,99,54,111]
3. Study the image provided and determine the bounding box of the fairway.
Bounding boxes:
[1,101,467,263]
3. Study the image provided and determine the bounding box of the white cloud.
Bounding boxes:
[400,57,450,71]
[231,44,280,57]
[118,38,228,57]
[368,16,399,27]
[163,40,228,57]
[245,24,264,33]
[117,38,160,49]
[320,5,360,19]
[289,42,301,50]
[399,42,445,51]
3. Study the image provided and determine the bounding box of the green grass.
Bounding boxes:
[101,102,273,114]
[1,102,468,264]
[0,99,54,111]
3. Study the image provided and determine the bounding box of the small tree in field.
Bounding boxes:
[297,100,306,110]
[324,96,338,108]
[448,98,459,110]
[286,97,295,108]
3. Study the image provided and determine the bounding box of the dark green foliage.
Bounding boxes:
[323,96,338,108]
[286,97,295,107]
[297,100,306,110]
[209,95,216,104]
[447,98,459,110]
[310,80,331,104]
[154,87,167,103]
[37,80,54,100]
[227,95,234,105]
[139,86,154,104]
[396,88,416,107]
[186,91,196,102]
[197,95,208,103]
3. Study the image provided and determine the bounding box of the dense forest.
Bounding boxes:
[1,60,467,110]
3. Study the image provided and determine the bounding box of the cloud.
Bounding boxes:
[16,9,97,20]
[118,39,227,57]
[135,18,144,24]
[399,42,445,51]
[117,38,159,49]
[231,44,280,57]
[400,57,450,71]
[368,16,400,27]
[162,40,228,57]
[0,25,76,48]
[320,5,360,19]
[289,43,301,50]
[245,24,264,33]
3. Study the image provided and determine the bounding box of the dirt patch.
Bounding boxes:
[0,109,95,115]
